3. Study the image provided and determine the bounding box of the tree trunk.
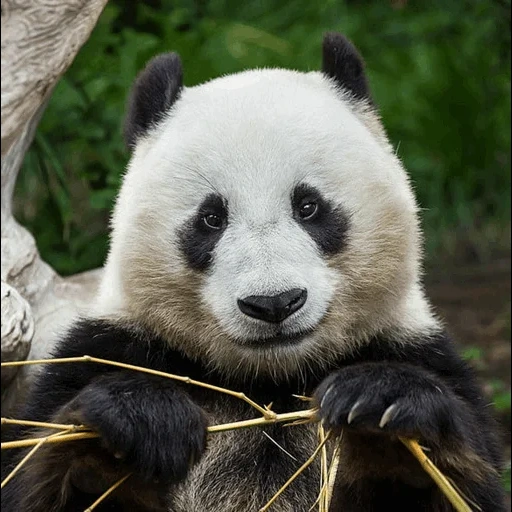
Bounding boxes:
[1,0,108,413]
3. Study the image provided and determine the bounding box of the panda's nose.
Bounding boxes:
[237,289,307,323]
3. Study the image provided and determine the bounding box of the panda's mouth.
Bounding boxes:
[243,328,315,349]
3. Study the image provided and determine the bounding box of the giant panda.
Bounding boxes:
[2,33,506,512]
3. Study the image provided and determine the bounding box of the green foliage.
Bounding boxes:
[488,379,512,413]
[14,0,511,275]
[504,463,511,494]
[462,346,484,362]
[462,350,511,413]
[462,346,486,370]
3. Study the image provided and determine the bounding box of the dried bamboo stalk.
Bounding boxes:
[2,357,275,420]
[1,429,74,488]
[259,431,333,512]
[84,473,132,511]
[1,358,472,511]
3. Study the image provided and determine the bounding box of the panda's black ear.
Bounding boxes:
[321,32,372,104]
[124,52,183,150]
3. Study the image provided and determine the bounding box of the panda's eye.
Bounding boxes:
[203,214,223,230]
[299,202,318,220]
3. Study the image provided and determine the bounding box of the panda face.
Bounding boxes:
[178,173,347,347]
[99,50,438,377]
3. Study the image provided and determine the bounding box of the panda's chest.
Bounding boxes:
[170,399,322,512]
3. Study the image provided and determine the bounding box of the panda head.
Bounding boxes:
[98,33,439,379]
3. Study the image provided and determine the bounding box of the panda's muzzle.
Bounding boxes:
[237,288,307,323]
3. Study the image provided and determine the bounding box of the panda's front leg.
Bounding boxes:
[315,362,470,444]
[6,372,208,512]
[314,362,504,511]
[60,372,209,485]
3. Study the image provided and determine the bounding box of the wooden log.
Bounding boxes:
[1,0,108,411]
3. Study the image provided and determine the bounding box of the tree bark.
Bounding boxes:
[1,0,108,413]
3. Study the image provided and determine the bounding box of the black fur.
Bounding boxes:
[330,477,504,512]
[322,32,373,104]
[63,372,207,481]
[178,193,228,271]
[2,319,506,511]
[124,52,183,149]
[292,183,350,255]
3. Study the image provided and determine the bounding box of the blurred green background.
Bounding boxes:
[14,0,511,276]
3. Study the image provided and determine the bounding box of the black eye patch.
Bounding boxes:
[178,194,228,271]
[292,184,350,255]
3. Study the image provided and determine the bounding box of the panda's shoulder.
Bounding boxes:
[40,316,210,388]
[343,329,477,386]
[349,330,492,412]
[51,317,162,360]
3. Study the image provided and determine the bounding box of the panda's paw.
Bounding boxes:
[314,362,469,445]
[65,372,208,483]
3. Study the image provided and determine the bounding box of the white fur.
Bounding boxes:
[96,68,440,377]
